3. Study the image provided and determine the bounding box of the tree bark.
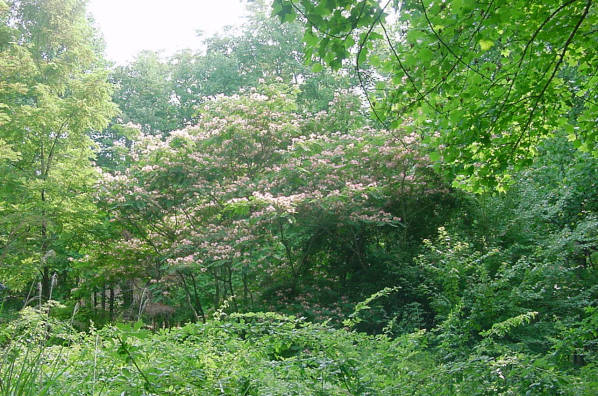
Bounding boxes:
[178,272,201,322]
[226,264,238,312]
[212,268,220,307]
[40,187,51,300]
[109,286,115,320]
[189,273,206,323]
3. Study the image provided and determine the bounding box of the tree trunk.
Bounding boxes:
[242,266,253,308]
[122,280,133,314]
[40,187,51,300]
[109,286,115,320]
[212,268,220,307]
[189,273,206,323]
[41,265,50,301]
[178,272,200,322]
[226,264,238,312]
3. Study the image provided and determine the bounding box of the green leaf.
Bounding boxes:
[344,36,355,49]
[429,151,442,162]
[357,47,368,65]
[479,39,494,51]
[303,31,319,47]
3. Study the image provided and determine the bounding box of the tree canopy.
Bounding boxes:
[273,0,597,190]
[0,0,117,294]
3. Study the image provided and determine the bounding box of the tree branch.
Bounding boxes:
[513,0,592,151]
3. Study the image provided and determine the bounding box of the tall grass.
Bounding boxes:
[0,300,73,396]
[0,344,67,396]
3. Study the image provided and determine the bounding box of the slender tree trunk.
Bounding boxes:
[178,272,201,322]
[212,268,220,307]
[40,188,51,300]
[242,266,253,308]
[226,264,238,312]
[189,273,206,323]
[109,286,115,320]
[41,265,50,301]
[278,219,297,279]
[220,267,227,300]
[122,280,133,316]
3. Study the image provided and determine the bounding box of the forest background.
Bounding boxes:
[0,0,596,394]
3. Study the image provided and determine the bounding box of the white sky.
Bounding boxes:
[87,0,248,65]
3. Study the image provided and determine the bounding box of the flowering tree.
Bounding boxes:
[92,83,450,320]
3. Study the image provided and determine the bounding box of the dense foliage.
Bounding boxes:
[1,0,596,394]
[273,0,597,190]
[0,0,117,298]
[2,307,597,395]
